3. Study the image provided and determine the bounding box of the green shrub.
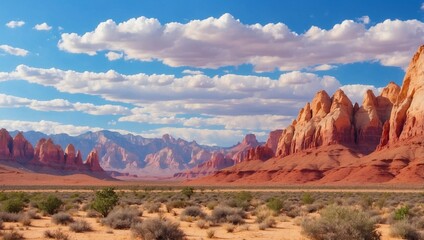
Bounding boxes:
[131,218,184,240]
[2,198,24,213]
[266,197,283,213]
[394,206,410,221]
[39,195,63,215]
[181,187,194,199]
[91,187,119,217]
[302,193,315,205]
[209,206,246,224]
[301,205,381,240]
[180,206,206,220]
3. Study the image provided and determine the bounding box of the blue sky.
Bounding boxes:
[0,0,423,146]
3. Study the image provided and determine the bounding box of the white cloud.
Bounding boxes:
[359,16,370,24]
[59,14,424,71]
[105,51,123,61]
[0,45,29,56]
[0,93,130,115]
[312,64,336,71]
[340,84,382,105]
[182,69,204,75]
[6,20,25,28]
[34,22,52,31]
[421,3,424,10]
[0,120,103,136]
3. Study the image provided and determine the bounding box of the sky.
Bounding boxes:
[0,0,423,146]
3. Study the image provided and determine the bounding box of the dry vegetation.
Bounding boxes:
[0,187,422,239]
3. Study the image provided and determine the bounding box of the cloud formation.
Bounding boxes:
[6,20,25,28]
[0,120,103,136]
[0,45,29,56]
[0,93,130,115]
[34,22,52,31]
[59,14,424,71]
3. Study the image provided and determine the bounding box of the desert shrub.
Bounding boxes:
[166,200,189,212]
[206,201,218,210]
[286,206,301,218]
[131,218,184,240]
[301,205,381,240]
[44,229,70,240]
[390,220,422,240]
[302,193,315,205]
[196,219,209,229]
[86,209,101,218]
[26,209,40,219]
[0,219,3,229]
[2,230,24,240]
[69,219,92,232]
[144,202,161,213]
[19,213,31,226]
[91,187,119,217]
[0,212,21,222]
[394,205,410,221]
[209,206,246,224]
[51,212,74,225]
[180,206,206,221]
[102,206,141,229]
[2,198,24,213]
[255,205,274,223]
[231,191,253,210]
[181,187,194,199]
[206,229,215,238]
[39,195,63,215]
[266,197,283,213]
[225,223,236,233]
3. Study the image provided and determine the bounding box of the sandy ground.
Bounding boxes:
[1,205,401,240]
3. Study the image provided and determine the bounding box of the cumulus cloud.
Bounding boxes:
[58,14,424,71]
[359,16,370,24]
[0,93,130,115]
[34,22,52,31]
[421,3,424,10]
[0,45,29,56]
[6,20,25,28]
[105,51,123,61]
[340,84,382,105]
[0,120,103,136]
[311,64,336,71]
[182,69,204,75]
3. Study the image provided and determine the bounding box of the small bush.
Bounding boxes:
[0,212,21,222]
[131,218,185,240]
[266,197,283,213]
[39,195,63,215]
[255,206,274,223]
[301,193,315,205]
[44,229,70,240]
[69,219,92,232]
[144,202,161,213]
[166,200,189,212]
[180,206,205,221]
[181,187,194,199]
[225,223,236,233]
[206,201,218,210]
[91,187,119,217]
[86,209,101,218]
[0,219,3,229]
[2,198,24,213]
[206,229,215,238]
[209,206,246,225]
[3,230,24,240]
[390,220,422,240]
[196,219,209,229]
[19,214,31,226]
[102,207,140,229]
[51,212,74,225]
[301,205,381,240]
[394,205,410,221]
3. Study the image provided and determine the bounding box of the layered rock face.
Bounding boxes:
[273,83,399,157]
[0,129,103,173]
[379,45,424,148]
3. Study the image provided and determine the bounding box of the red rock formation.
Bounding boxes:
[12,132,34,162]
[85,150,103,172]
[265,130,283,154]
[0,129,13,159]
[64,144,84,170]
[382,45,424,147]
[246,146,274,161]
[34,138,65,167]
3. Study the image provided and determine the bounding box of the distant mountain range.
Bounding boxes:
[7,130,263,177]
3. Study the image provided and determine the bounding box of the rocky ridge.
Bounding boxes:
[191,45,424,185]
[0,129,103,174]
